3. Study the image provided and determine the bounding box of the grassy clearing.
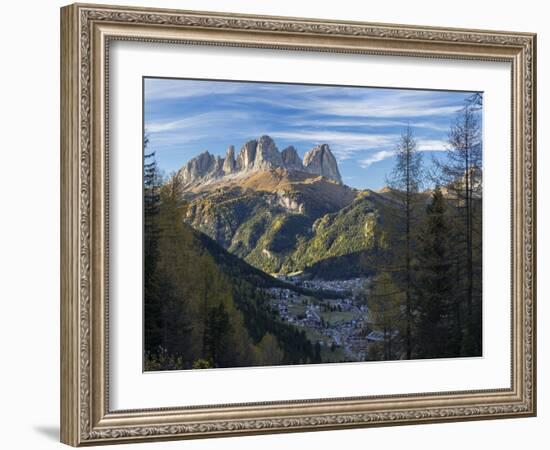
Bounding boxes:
[288,303,307,317]
[320,310,358,325]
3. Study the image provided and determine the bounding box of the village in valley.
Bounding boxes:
[267,276,381,362]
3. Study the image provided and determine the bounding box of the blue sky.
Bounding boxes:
[144,77,480,190]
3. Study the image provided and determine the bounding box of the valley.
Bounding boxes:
[170,135,391,363]
[267,276,372,362]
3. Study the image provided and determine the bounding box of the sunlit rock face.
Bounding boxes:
[178,135,342,186]
[253,135,283,171]
[281,146,304,171]
[223,145,236,174]
[303,144,342,184]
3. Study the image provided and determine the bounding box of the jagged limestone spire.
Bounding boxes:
[303,144,342,184]
[179,136,343,186]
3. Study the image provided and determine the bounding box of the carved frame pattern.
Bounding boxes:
[60,3,536,446]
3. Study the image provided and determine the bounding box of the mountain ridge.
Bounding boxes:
[178,135,343,187]
[171,137,397,279]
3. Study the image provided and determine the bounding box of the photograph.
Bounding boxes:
[142,78,483,371]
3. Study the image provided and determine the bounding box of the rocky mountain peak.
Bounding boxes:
[303,144,342,184]
[179,150,216,184]
[178,136,343,187]
[281,146,304,171]
[214,155,224,176]
[223,145,236,174]
[254,135,283,170]
[236,140,258,171]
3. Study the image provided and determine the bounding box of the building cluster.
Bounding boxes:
[267,277,372,361]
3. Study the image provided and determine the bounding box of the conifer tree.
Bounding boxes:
[367,272,403,360]
[204,303,232,366]
[435,98,483,356]
[415,188,459,358]
[143,136,163,355]
[385,125,424,359]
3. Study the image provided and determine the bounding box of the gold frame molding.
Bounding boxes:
[60,3,537,446]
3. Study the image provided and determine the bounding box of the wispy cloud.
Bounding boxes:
[359,150,396,168]
[357,138,449,168]
[145,79,247,101]
[290,118,449,132]
[305,98,460,119]
[267,130,398,160]
[268,130,396,146]
[232,87,464,120]
[417,139,448,151]
[146,111,251,133]
[145,79,334,103]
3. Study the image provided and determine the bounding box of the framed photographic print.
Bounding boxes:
[60,3,537,446]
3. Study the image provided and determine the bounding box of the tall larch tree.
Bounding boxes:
[436,97,483,355]
[385,125,424,359]
[415,188,459,358]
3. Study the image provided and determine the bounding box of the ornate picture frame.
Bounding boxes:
[60,3,536,446]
